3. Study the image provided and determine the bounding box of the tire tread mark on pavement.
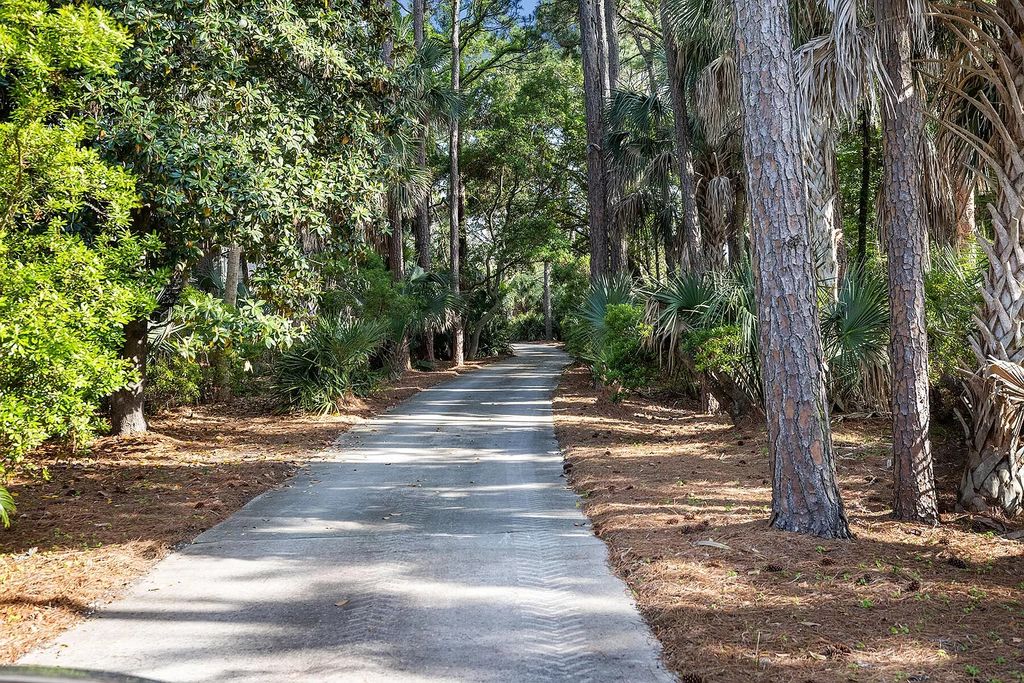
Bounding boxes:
[512,488,598,683]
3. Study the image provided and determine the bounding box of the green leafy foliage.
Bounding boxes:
[92,0,390,313]
[821,266,890,410]
[683,325,744,376]
[147,355,202,411]
[591,304,657,399]
[563,274,635,364]
[1,0,155,524]
[274,317,388,414]
[925,247,983,383]
[509,311,546,341]
[0,228,154,486]
[153,288,299,365]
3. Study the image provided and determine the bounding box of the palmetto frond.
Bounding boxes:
[821,265,891,409]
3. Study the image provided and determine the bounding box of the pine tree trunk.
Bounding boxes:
[856,108,872,267]
[449,0,464,365]
[876,0,938,523]
[543,261,553,340]
[601,0,625,274]
[389,206,411,374]
[732,0,850,538]
[578,0,608,279]
[110,318,149,436]
[661,2,703,274]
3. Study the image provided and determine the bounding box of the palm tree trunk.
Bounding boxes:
[449,0,464,365]
[732,0,850,538]
[728,175,747,266]
[660,3,703,274]
[389,204,411,374]
[961,0,1024,516]
[601,0,626,274]
[414,0,434,363]
[877,0,937,523]
[804,122,842,298]
[413,0,432,276]
[578,0,609,279]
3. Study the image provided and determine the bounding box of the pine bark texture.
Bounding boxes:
[661,3,703,274]
[449,0,464,365]
[876,0,938,522]
[110,318,149,436]
[578,0,608,279]
[732,0,850,538]
[960,0,1024,516]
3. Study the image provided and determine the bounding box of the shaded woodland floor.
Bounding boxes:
[0,358,497,663]
[554,365,1024,683]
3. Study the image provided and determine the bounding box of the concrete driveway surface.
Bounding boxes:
[22,344,673,682]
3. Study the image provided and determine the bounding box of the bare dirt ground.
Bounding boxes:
[0,359,496,664]
[554,365,1024,683]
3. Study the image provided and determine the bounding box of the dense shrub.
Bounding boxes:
[273,317,388,414]
[0,229,154,524]
[509,311,547,341]
[591,304,657,398]
[682,325,745,376]
[925,248,983,419]
[473,314,514,357]
[147,356,203,411]
[925,248,982,382]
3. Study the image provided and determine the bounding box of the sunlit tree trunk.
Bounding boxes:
[578,0,608,279]
[449,0,464,365]
[543,261,552,340]
[804,123,842,297]
[876,0,937,522]
[733,0,850,538]
[213,243,242,402]
[414,0,434,363]
[110,318,148,435]
[961,0,1024,516]
[660,3,703,274]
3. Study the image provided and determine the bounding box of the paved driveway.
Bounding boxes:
[23,344,673,682]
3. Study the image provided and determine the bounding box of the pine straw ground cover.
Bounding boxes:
[554,365,1024,683]
[0,358,497,663]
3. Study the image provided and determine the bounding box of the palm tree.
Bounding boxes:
[449,0,465,365]
[731,0,850,538]
[578,0,610,279]
[938,1,1024,516]
[659,0,704,274]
